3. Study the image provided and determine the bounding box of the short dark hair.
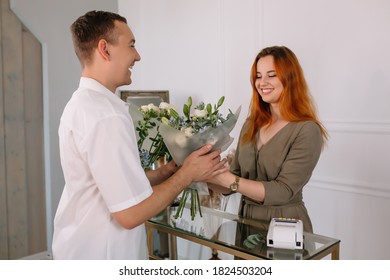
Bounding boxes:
[70,10,127,66]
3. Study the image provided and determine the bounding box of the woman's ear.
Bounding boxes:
[97,39,110,61]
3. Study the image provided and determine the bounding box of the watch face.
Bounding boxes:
[230,183,238,192]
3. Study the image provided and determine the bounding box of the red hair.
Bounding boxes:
[242,46,328,145]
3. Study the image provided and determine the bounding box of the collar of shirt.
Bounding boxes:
[78,77,125,107]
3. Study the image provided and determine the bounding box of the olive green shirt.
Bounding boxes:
[230,121,323,232]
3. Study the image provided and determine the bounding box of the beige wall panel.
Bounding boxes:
[22,27,46,254]
[1,0,28,259]
[0,0,9,260]
[1,0,46,259]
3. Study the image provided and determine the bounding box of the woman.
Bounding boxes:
[208,46,328,233]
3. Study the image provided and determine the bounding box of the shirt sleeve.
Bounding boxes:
[79,114,153,213]
[262,121,323,205]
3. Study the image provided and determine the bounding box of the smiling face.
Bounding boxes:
[254,55,284,105]
[107,21,141,88]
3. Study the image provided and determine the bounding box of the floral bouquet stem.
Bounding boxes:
[174,188,203,221]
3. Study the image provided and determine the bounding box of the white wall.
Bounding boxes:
[119,0,390,259]
[10,0,118,250]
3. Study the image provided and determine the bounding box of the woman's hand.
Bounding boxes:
[180,144,228,183]
[207,170,234,189]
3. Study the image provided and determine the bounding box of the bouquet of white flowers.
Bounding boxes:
[159,97,240,165]
[129,102,173,170]
[129,96,240,220]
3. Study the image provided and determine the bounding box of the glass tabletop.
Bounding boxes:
[148,203,340,260]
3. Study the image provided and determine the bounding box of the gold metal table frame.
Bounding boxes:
[146,206,340,260]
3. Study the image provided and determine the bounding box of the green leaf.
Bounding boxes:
[140,130,147,138]
[217,96,225,107]
[161,117,170,125]
[206,103,212,115]
[183,104,190,118]
[170,108,180,120]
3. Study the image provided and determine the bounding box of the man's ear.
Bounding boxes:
[97,39,110,61]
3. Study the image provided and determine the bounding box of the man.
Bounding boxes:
[52,10,226,259]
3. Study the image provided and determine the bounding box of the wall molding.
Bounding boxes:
[309,176,390,199]
[324,120,390,135]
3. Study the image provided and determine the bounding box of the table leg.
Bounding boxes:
[147,224,154,259]
[168,233,178,260]
[331,244,340,260]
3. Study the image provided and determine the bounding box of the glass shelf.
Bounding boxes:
[146,204,340,260]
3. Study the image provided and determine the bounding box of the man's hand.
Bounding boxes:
[180,144,228,182]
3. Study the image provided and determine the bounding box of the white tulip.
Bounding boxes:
[193,109,207,118]
[140,105,149,112]
[159,102,171,110]
[147,103,160,113]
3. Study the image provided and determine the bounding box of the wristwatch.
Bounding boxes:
[230,176,240,192]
